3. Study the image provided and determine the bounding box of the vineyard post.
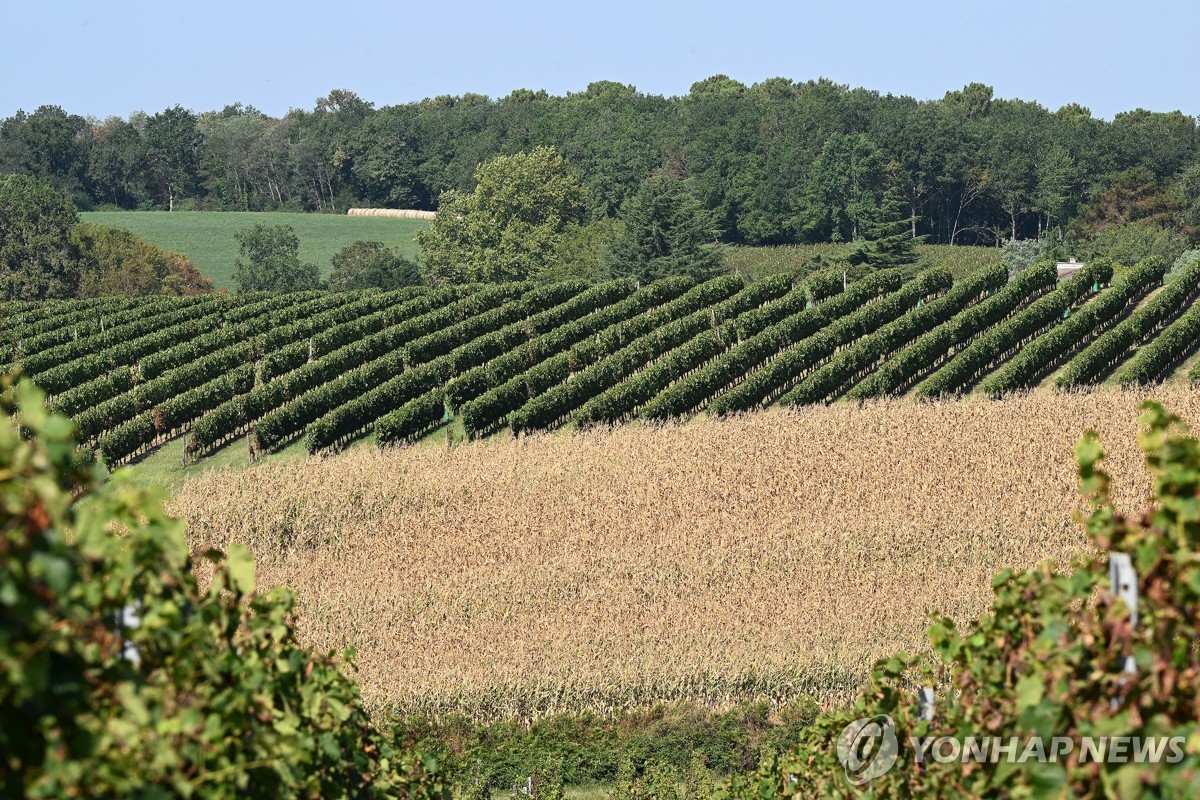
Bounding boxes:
[1109,552,1138,709]
[917,686,935,721]
[117,602,142,665]
[1109,552,1137,676]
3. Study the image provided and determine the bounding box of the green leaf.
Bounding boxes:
[1016,673,1045,710]
[226,543,256,596]
[1025,760,1068,800]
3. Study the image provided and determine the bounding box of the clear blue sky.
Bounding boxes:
[2,0,1197,121]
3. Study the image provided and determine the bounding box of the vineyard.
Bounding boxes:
[4,255,1200,470]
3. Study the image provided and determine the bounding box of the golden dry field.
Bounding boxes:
[171,387,1200,723]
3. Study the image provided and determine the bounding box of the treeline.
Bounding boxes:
[3,79,1199,245]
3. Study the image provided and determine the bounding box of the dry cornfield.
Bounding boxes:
[171,387,1200,723]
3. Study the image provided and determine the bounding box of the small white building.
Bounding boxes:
[1057,258,1086,280]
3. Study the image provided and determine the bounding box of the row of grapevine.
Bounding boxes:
[302,368,445,454]
[781,264,1009,407]
[20,295,230,377]
[9,295,180,356]
[507,275,793,434]
[303,281,642,453]
[186,284,525,455]
[49,293,337,422]
[374,288,697,449]
[1114,299,1200,385]
[712,268,846,342]
[402,281,589,367]
[1,298,90,335]
[572,324,733,429]
[979,258,1164,396]
[458,276,743,438]
[97,365,257,467]
[27,292,336,401]
[33,313,232,396]
[2,295,158,351]
[713,268,953,414]
[48,367,134,419]
[444,277,687,412]
[1056,255,1200,388]
[846,262,1059,400]
[223,290,325,324]
[72,343,258,441]
[376,388,446,445]
[250,282,583,453]
[634,270,903,420]
[153,365,257,436]
[571,274,799,427]
[259,287,446,381]
[95,413,155,469]
[27,292,289,358]
[136,292,357,381]
[914,261,1114,399]
[432,280,636,390]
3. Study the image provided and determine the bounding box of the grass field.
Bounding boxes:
[79,210,1001,291]
[168,386,1200,723]
[117,433,316,492]
[80,211,429,289]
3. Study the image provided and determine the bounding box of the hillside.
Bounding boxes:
[80,211,428,288]
[5,257,1200,476]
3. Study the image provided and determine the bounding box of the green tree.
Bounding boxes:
[328,240,421,291]
[345,106,425,209]
[981,100,1041,242]
[1083,218,1189,269]
[1075,168,1182,231]
[232,223,321,292]
[144,105,203,211]
[416,147,589,284]
[86,115,149,209]
[605,174,723,281]
[1035,143,1080,233]
[942,82,995,119]
[0,106,91,201]
[0,174,81,300]
[800,133,883,242]
[1171,162,1200,232]
[849,186,922,270]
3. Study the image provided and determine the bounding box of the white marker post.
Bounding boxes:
[917,686,935,722]
[1109,552,1138,710]
[1109,552,1137,676]
[118,602,142,666]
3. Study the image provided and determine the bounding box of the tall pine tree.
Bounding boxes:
[605,175,723,282]
[851,187,923,270]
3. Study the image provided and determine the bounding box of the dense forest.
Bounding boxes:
[3,77,1199,247]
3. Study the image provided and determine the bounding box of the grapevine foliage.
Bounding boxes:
[0,372,451,798]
